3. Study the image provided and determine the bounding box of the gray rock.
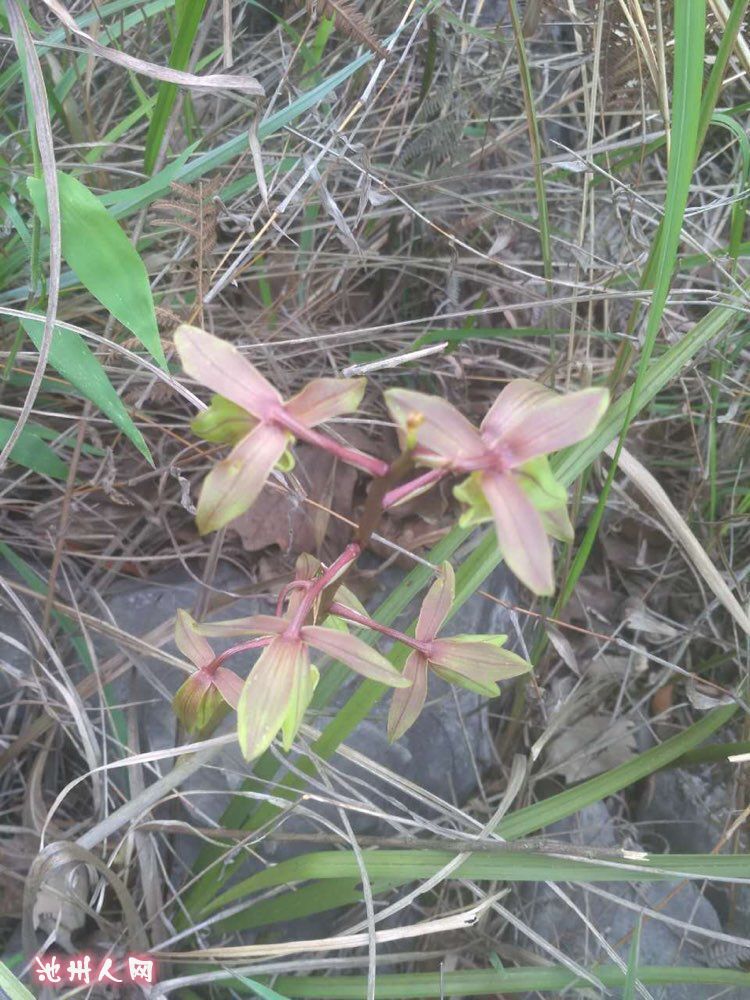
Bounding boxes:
[636,766,750,939]
[516,802,744,999]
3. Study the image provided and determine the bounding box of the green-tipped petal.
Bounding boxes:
[237,637,302,761]
[212,667,244,709]
[174,609,214,669]
[195,614,287,638]
[415,562,455,642]
[301,625,411,686]
[430,637,532,684]
[481,379,609,464]
[387,651,429,742]
[175,324,281,420]
[481,471,555,596]
[195,423,288,534]
[285,377,366,427]
[281,663,319,751]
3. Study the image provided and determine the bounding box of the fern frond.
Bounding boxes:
[307,0,389,60]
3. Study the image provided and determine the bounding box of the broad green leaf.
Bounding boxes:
[26,171,167,369]
[0,417,68,479]
[22,317,151,462]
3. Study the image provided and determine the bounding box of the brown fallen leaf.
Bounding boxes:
[228,444,357,557]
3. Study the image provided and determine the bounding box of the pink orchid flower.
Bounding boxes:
[174,324,370,534]
[387,562,531,741]
[385,380,609,595]
[172,610,244,735]
[195,609,409,761]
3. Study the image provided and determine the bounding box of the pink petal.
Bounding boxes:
[212,667,244,709]
[195,614,287,638]
[481,472,555,596]
[384,389,485,468]
[174,324,281,420]
[174,609,214,669]
[415,562,455,641]
[285,377,366,427]
[195,423,288,534]
[429,638,532,689]
[387,651,429,742]
[301,626,411,687]
[481,380,609,463]
[237,637,301,760]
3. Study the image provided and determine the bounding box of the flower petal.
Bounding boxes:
[515,456,567,512]
[237,637,301,760]
[191,395,257,445]
[430,637,532,692]
[212,667,244,709]
[285,377,366,427]
[481,379,609,463]
[415,562,455,641]
[454,473,493,528]
[281,662,318,751]
[195,423,288,534]
[174,609,214,669]
[387,651,429,742]
[384,389,485,468]
[301,625,411,687]
[540,504,575,543]
[173,671,227,733]
[195,614,287,638]
[481,472,555,596]
[174,324,281,420]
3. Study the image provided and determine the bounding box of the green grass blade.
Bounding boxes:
[556,0,706,609]
[508,0,551,283]
[143,0,208,174]
[21,316,152,462]
[697,0,750,148]
[203,845,750,921]
[259,965,750,998]
[0,417,68,479]
[0,961,35,1000]
[26,171,167,369]
[623,914,642,1000]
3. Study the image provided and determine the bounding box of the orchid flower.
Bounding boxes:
[171,610,244,735]
[195,606,409,761]
[174,324,372,534]
[385,380,609,595]
[387,562,532,741]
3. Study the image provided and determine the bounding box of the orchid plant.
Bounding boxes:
[170,324,609,759]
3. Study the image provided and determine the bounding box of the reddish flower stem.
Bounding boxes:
[277,411,390,478]
[286,542,362,635]
[329,601,430,654]
[209,636,271,672]
[381,468,447,509]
